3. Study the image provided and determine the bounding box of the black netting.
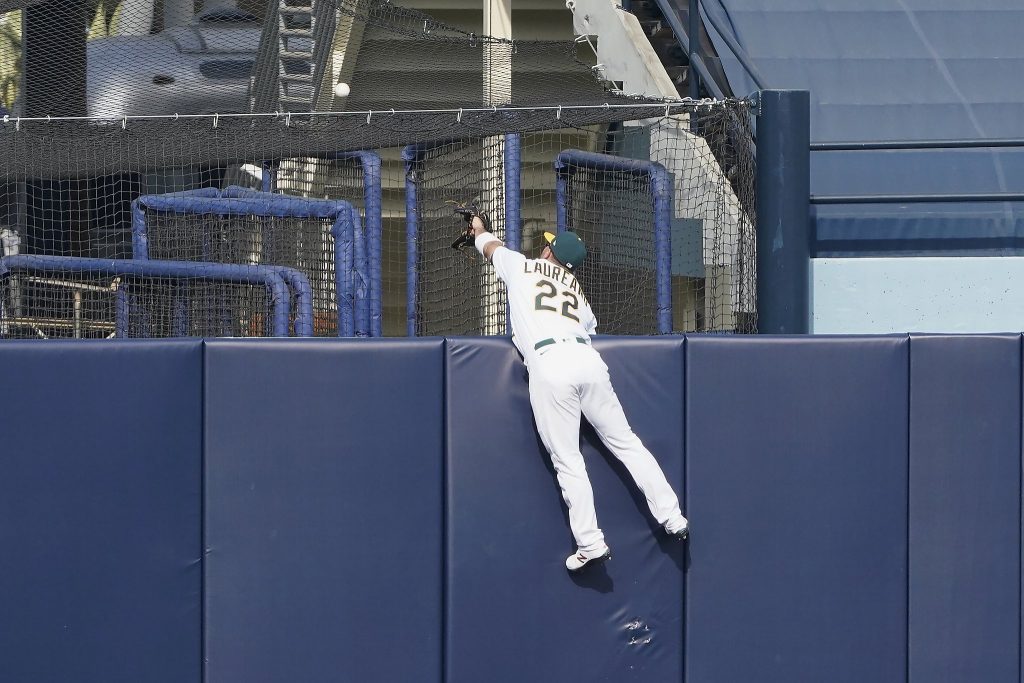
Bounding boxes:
[145,210,338,334]
[565,163,658,336]
[0,0,630,119]
[408,137,506,337]
[0,264,283,338]
[0,0,757,340]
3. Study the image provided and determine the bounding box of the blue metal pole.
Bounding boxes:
[504,134,522,252]
[504,134,522,332]
[651,165,673,334]
[130,200,149,259]
[358,152,383,337]
[115,288,128,338]
[328,151,383,336]
[755,90,810,333]
[330,210,355,337]
[402,146,421,337]
[352,208,370,337]
[261,162,277,193]
[554,160,569,234]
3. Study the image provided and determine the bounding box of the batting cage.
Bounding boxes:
[0,254,304,338]
[0,0,757,339]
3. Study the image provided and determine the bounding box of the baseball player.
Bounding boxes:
[467,215,689,572]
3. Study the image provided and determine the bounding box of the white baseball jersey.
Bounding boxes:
[489,244,687,556]
[491,246,597,362]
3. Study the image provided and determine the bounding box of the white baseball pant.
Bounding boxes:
[527,341,685,554]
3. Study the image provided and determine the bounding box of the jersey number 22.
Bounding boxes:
[535,280,579,322]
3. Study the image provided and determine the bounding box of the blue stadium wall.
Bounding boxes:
[2,335,1022,683]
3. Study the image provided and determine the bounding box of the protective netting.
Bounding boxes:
[0,102,756,339]
[0,0,757,339]
[405,137,508,337]
[0,0,624,118]
[561,159,659,336]
[0,257,290,338]
[392,107,757,336]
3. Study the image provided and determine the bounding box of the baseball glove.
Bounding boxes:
[449,199,490,251]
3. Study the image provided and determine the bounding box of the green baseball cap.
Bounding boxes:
[542,230,587,270]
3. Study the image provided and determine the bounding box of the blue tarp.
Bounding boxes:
[699,0,1024,254]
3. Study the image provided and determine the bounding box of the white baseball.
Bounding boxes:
[333,82,351,98]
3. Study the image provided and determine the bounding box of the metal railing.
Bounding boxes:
[809,138,1024,205]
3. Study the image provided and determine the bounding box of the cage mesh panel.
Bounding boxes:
[410,138,506,336]
[567,164,657,336]
[0,270,117,339]
[0,101,756,338]
[273,155,408,333]
[120,278,277,338]
[145,210,337,336]
[0,269,275,339]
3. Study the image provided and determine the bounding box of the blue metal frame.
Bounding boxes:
[401,145,421,337]
[503,134,522,253]
[131,191,353,336]
[327,151,384,337]
[256,152,384,336]
[0,254,300,338]
[554,149,674,334]
[217,186,361,337]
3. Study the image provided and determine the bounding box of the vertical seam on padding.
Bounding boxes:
[905,334,912,683]
[201,339,209,683]
[441,337,449,683]
[681,334,687,683]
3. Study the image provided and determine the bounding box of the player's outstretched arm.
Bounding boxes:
[471,216,504,261]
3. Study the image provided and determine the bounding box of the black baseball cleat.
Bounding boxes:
[665,519,689,541]
[565,544,611,572]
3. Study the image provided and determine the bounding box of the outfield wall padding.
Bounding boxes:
[685,336,910,683]
[0,340,203,683]
[2,335,1022,683]
[908,335,1021,683]
[445,336,685,683]
[202,339,445,683]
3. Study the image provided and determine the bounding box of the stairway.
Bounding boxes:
[341,0,588,111]
[250,0,340,113]
[276,0,316,110]
[628,0,730,99]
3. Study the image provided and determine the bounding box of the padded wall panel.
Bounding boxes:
[686,336,909,683]
[446,337,685,683]
[0,340,203,683]
[908,335,1021,683]
[203,339,444,683]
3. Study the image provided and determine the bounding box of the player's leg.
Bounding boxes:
[528,368,607,555]
[579,361,687,535]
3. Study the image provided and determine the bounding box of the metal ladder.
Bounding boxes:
[277,0,317,110]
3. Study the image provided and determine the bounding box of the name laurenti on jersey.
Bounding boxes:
[491,247,597,359]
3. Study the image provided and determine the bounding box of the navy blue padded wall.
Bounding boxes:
[203,339,444,683]
[685,336,909,682]
[445,337,685,683]
[0,340,203,683]
[908,335,1021,683]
